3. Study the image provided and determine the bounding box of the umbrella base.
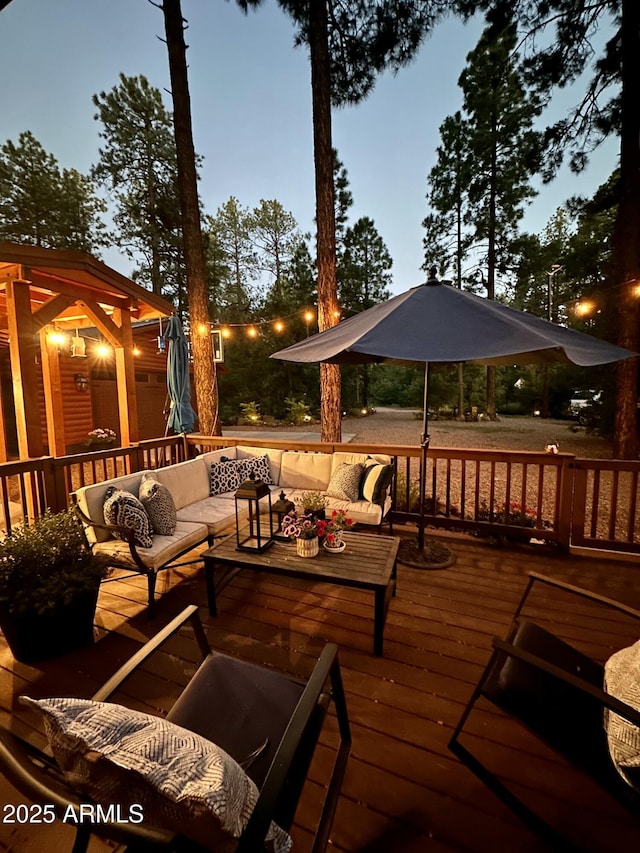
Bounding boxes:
[398,536,454,570]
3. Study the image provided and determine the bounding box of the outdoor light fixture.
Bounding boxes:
[235,474,274,553]
[74,373,89,392]
[271,490,295,542]
[47,330,67,348]
[96,343,111,358]
[70,335,87,358]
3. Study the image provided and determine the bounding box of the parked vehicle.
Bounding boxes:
[569,390,602,427]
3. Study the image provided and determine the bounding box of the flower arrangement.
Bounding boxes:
[86,427,116,447]
[323,509,353,548]
[281,509,327,541]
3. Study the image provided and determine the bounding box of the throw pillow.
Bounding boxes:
[210,460,245,496]
[21,696,291,853]
[604,639,640,787]
[103,487,153,549]
[360,462,393,505]
[327,462,364,502]
[139,472,177,536]
[244,454,274,485]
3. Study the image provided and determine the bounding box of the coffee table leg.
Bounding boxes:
[205,558,217,616]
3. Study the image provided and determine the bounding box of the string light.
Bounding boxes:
[247,326,258,338]
[96,343,111,357]
[133,346,141,357]
[47,331,67,346]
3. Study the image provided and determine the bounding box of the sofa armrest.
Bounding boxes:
[72,502,152,575]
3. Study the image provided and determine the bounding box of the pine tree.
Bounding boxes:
[0,131,107,252]
[459,20,543,419]
[92,74,186,299]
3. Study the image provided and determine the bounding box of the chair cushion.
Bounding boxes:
[21,696,291,853]
[604,639,640,788]
[139,472,177,536]
[327,462,364,502]
[103,487,153,549]
[360,461,393,505]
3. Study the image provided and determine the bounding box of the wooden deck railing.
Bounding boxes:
[0,434,636,555]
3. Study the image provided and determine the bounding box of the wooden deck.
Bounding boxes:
[1,531,640,852]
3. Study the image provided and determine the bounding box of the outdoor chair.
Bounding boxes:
[449,571,640,850]
[0,605,351,853]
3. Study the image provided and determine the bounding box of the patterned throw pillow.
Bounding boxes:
[244,454,274,485]
[210,460,245,496]
[360,462,393,505]
[139,472,177,536]
[103,487,153,548]
[604,639,640,787]
[21,697,291,853]
[327,462,364,502]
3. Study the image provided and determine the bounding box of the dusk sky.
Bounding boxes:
[2,0,618,296]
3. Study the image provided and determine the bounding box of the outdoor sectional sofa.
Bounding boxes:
[73,445,394,615]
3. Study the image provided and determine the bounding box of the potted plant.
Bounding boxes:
[299,490,327,521]
[281,509,328,558]
[0,510,110,663]
[85,427,117,449]
[323,509,354,553]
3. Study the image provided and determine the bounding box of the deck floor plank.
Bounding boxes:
[0,533,639,851]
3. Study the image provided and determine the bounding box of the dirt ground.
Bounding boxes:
[256,408,614,459]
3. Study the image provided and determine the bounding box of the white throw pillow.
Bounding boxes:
[21,696,291,853]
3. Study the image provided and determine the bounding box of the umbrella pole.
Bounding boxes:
[418,363,430,551]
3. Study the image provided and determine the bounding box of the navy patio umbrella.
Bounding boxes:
[165,315,197,435]
[271,273,635,556]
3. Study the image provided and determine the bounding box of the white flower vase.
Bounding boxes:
[296,537,319,558]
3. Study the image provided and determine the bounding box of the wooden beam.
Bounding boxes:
[31,293,75,331]
[113,308,138,445]
[78,299,124,348]
[39,327,66,457]
[5,279,43,458]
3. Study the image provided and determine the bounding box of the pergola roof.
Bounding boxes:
[0,243,176,459]
[0,242,174,331]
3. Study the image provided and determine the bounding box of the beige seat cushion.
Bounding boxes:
[92,521,208,572]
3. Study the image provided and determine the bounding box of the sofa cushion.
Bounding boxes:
[210,460,245,496]
[103,487,153,549]
[361,461,393,505]
[93,521,208,572]
[139,472,177,536]
[154,459,210,510]
[327,462,365,502]
[21,696,291,853]
[280,452,332,491]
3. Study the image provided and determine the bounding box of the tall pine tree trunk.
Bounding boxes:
[309,0,341,443]
[162,0,220,437]
[612,0,640,459]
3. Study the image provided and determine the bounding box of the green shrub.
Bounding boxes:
[285,397,313,426]
[0,510,110,616]
[239,401,263,425]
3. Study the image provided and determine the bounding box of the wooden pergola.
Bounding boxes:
[0,242,174,459]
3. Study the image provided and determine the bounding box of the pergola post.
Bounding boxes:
[5,277,43,458]
[39,326,67,457]
[113,307,138,446]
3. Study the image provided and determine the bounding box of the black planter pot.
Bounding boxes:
[0,586,99,664]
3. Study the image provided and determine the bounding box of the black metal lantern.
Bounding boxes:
[271,490,295,542]
[235,475,274,552]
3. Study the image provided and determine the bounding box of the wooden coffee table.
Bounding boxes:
[202,531,399,656]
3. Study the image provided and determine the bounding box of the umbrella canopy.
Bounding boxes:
[271,279,633,368]
[165,315,197,434]
[271,277,635,555]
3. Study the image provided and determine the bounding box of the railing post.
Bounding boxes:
[570,459,588,549]
[556,454,575,552]
[39,456,66,513]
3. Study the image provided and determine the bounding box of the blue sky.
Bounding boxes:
[1,0,618,295]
